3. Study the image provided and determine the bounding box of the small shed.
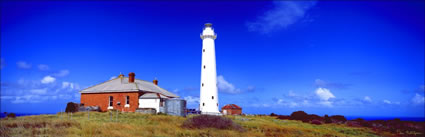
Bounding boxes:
[138,93,168,113]
[221,104,242,115]
[164,98,186,117]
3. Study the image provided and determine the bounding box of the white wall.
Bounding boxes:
[139,99,160,113]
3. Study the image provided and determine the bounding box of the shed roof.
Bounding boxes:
[80,77,178,98]
[139,93,168,99]
[222,104,242,109]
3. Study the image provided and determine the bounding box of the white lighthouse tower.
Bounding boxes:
[199,23,220,115]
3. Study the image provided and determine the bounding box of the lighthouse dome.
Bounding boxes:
[202,23,215,36]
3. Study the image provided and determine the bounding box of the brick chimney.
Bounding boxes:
[128,72,135,83]
[153,79,158,85]
[118,73,124,78]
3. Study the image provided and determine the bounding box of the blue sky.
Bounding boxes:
[1,1,424,117]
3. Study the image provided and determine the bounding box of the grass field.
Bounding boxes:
[0,112,394,137]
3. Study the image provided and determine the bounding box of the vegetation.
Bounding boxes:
[0,111,398,137]
[182,115,244,132]
[273,111,424,136]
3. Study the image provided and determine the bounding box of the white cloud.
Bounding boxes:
[277,99,285,104]
[315,87,335,101]
[0,96,14,100]
[11,95,49,104]
[173,89,179,93]
[302,100,310,106]
[30,88,47,94]
[383,100,392,104]
[318,101,333,107]
[38,64,49,71]
[274,98,303,108]
[289,102,298,107]
[2,78,81,104]
[315,79,327,87]
[288,90,297,97]
[62,81,80,91]
[246,1,317,33]
[412,93,425,105]
[252,103,271,108]
[184,96,199,104]
[184,96,199,108]
[314,79,350,89]
[58,94,72,100]
[363,96,372,103]
[41,76,56,84]
[315,87,335,107]
[110,76,117,80]
[62,82,71,89]
[217,75,241,94]
[16,61,32,69]
[53,70,70,77]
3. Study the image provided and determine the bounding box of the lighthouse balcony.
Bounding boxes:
[200,34,217,40]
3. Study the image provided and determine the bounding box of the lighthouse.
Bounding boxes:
[199,23,220,115]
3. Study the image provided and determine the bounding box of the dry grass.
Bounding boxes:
[0,112,393,137]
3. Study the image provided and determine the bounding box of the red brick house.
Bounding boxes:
[221,104,242,115]
[80,72,178,112]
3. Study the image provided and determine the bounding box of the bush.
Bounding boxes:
[324,115,332,124]
[307,114,323,122]
[311,119,322,125]
[65,102,80,113]
[270,113,278,116]
[346,121,362,127]
[330,115,347,124]
[352,118,371,127]
[7,113,16,118]
[277,115,291,120]
[182,115,244,132]
[290,111,309,122]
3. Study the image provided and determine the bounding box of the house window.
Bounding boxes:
[203,49,205,52]
[212,96,214,99]
[109,96,113,107]
[203,103,205,106]
[126,96,130,105]
[202,83,204,87]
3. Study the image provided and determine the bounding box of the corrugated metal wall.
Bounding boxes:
[164,99,186,117]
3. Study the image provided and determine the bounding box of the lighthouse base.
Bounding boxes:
[201,111,222,116]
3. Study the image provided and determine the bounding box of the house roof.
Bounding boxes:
[222,104,242,109]
[139,93,168,99]
[80,77,179,98]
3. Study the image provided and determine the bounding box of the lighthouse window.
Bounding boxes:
[217,103,218,106]
[203,103,205,106]
[203,49,205,52]
[212,96,214,99]
[202,83,204,87]
[203,65,206,69]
